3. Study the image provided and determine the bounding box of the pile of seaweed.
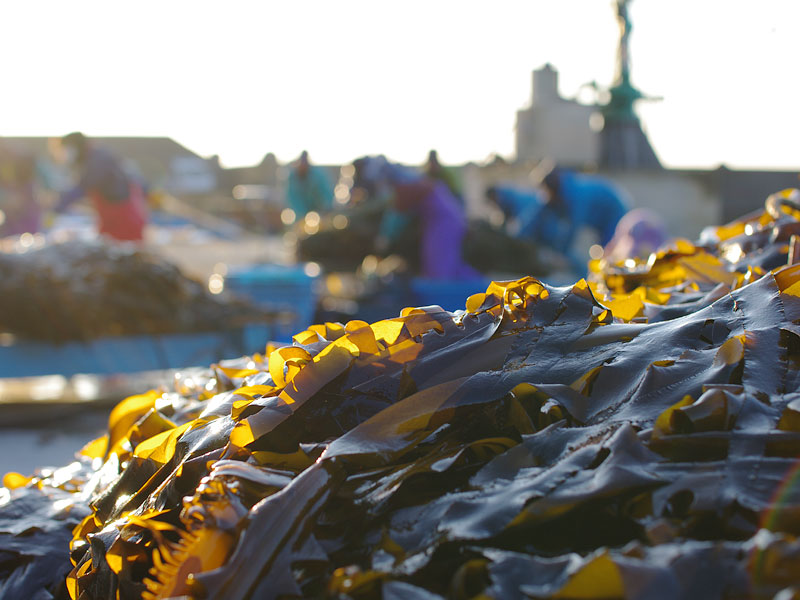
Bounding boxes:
[0,241,269,342]
[297,207,545,277]
[4,190,800,600]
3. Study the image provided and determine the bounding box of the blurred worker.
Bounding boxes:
[424,150,462,201]
[539,166,629,247]
[56,132,148,242]
[485,184,543,237]
[286,151,333,219]
[0,142,41,237]
[380,169,479,280]
[533,166,629,273]
[603,208,670,264]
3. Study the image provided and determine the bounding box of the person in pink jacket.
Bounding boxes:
[56,133,147,242]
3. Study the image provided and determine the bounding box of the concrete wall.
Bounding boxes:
[606,170,721,240]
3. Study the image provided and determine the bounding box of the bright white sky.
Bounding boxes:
[1,0,798,170]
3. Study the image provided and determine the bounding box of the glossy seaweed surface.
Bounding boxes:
[4,190,800,600]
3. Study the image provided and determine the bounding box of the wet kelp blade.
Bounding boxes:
[5,190,800,599]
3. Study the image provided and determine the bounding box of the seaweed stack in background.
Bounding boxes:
[4,190,800,600]
[297,205,545,277]
[0,240,268,342]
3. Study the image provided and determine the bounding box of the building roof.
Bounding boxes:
[1,136,213,185]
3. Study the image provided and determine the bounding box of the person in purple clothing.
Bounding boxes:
[603,208,670,263]
[388,178,480,280]
[0,143,41,237]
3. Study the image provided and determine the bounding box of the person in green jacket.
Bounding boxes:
[286,151,333,220]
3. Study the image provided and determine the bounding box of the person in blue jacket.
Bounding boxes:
[539,167,628,247]
[286,151,333,220]
[487,168,629,275]
[485,185,543,236]
[534,167,629,274]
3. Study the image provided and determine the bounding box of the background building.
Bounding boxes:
[515,64,598,168]
[3,136,220,196]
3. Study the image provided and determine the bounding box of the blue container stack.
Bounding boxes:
[410,278,492,312]
[225,264,318,343]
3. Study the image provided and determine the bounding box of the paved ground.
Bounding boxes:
[0,371,175,478]
[0,407,110,476]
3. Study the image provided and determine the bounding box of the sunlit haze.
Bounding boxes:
[1,0,798,169]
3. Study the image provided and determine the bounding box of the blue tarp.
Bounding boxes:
[0,323,271,378]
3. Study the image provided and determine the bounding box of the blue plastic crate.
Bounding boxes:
[225,264,318,342]
[0,323,272,378]
[410,278,492,313]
